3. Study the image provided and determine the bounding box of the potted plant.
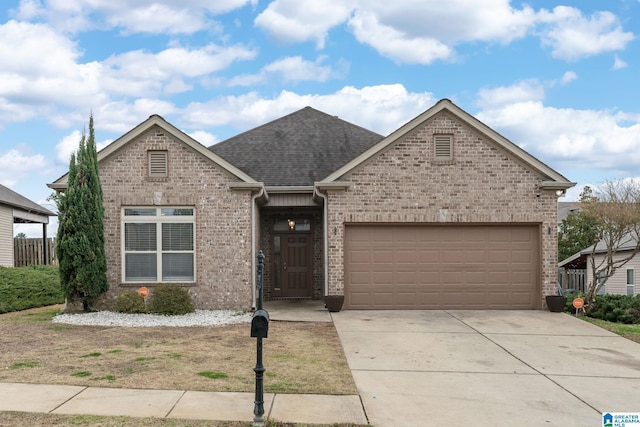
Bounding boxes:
[545,284,568,312]
[324,294,345,312]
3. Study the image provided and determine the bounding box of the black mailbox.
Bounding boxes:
[251,309,269,338]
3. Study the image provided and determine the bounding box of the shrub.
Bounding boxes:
[0,265,63,314]
[147,284,195,315]
[114,291,147,313]
[588,294,640,324]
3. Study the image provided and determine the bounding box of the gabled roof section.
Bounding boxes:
[559,232,639,268]
[209,107,384,186]
[48,114,257,191]
[323,98,576,188]
[0,184,55,217]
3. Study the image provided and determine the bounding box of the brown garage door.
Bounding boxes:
[344,225,540,310]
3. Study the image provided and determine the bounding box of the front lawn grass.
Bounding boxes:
[582,317,640,344]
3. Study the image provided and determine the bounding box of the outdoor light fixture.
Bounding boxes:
[288,219,295,230]
[555,189,566,196]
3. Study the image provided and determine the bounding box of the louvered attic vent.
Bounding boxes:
[434,134,453,160]
[148,151,168,177]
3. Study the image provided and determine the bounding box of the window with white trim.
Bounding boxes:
[148,151,168,178]
[122,207,195,282]
[627,268,635,296]
[434,134,453,160]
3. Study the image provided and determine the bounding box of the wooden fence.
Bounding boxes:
[558,268,587,293]
[14,238,58,267]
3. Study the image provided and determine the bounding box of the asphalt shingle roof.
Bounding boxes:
[209,107,384,186]
[0,184,55,216]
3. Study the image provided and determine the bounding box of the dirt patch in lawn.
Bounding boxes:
[0,306,357,395]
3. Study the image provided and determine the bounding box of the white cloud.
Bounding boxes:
[95,99,178,134]
[55,130,113,165]
[252,1,632,64]
[181,84,435,136]
[254,1,537,64]
[351,0,535,44]
[254,0,354,48]
[228,56,346,86]
[0,19,255,130]
[55,130,83,164]
[0,20,105,127]
[0,146,47,187]
[188,130,218,147]
[13,0,253,34]
[476,100,640,179]
[349,10,453,64]
[101,44,257,98]
[612,54,628,70]
[476,80,545,109]
[538,6,634,60]
[561,71,578,84]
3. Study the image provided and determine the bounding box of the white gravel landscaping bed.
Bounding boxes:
[52,310,253,327]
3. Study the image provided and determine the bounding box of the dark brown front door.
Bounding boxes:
[273,234,313,298]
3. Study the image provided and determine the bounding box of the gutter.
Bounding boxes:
[313,186,329,297]
[249,185,268,310]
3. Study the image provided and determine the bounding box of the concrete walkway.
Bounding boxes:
[0,382,366,424]
[0,300,367,425]
[332,310,640,427]
[4,304,640,426]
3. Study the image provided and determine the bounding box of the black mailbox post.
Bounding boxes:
[251,309,269,338]
[252,250,269,425]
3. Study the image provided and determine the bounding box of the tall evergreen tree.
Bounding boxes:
[55,115,108,311]
[558,186,599,261]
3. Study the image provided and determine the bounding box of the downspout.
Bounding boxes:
[251,187,265,310]
[314,186,329,296]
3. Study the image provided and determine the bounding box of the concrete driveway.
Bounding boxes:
[332,310,640,427]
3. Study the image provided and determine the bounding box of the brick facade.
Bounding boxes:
[98,125,254,310]
[324,111,559,308]
[54,101,570,311]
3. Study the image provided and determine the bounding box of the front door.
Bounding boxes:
[273,233,313,298]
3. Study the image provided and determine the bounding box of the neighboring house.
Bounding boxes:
[0,184,55,267]
[48,99,575,311]
[559,233,639,296]
[557,201,581,226]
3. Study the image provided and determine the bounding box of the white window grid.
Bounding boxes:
[121,207,196,283]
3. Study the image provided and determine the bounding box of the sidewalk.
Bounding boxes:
[0,301,368,424]
[0,382,368,425]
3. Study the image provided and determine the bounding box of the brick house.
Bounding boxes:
[49,99,574,310]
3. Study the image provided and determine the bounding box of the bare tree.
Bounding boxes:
[582,179,640,310]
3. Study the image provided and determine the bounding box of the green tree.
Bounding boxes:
[558,186,599,261]
[55,115,108,311]
[581,179,640,311]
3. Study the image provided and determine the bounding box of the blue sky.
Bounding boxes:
[2,0,639,236]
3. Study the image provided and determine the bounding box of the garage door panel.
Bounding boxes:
[344,225,540,310]
[373,250,393,263]
[350,249,371,263]
[442,250,463,263]
[512,250,533,263]
[371,271,393,285]
[396,272,417,284]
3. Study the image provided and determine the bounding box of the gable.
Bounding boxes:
[99,125,251,195]
[324,99,574,191]
[331,110,552,216]
[48,115,257,191]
